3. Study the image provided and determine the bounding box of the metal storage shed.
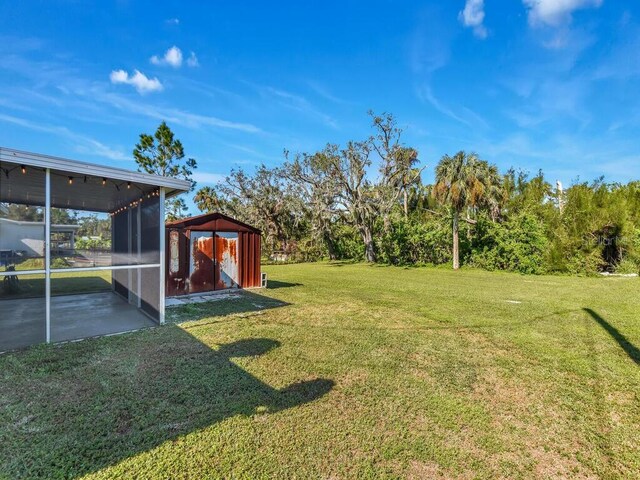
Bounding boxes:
[165,212,262,297]
[0,147,191,351]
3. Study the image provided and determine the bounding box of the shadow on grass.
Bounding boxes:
[0,330,334,479]
[266,280,303,289]
[584,308,640,365]
[326,260,361,267]
[168,289,290,324]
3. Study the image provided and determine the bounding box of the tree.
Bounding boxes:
[433,151,502,270]
[324,141,379,262]
[395,147,421,218]
[193,186,229,214]
[369,112,423,225]
[133,121,197,221]
[284,149,340,259]
[310,113,422,263]
[207,165,306,254]
[0,203,42,221]
[51,208,77,225]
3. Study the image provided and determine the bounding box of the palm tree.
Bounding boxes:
[395,147,421,218]
[433,151,502,270]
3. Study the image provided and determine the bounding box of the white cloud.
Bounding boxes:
[416,85,488,129]
[74,139,130,162]
[459,0,487,39]
[409,8,452,75]
[98,91,262,133]
[109,69,163,94]
[166,18,180,25]
[186,51,199,67]
[255,84,338,128]
[150,46,183,67]
[523,0,602,27]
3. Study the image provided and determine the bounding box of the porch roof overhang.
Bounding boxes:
[0,147,191,213]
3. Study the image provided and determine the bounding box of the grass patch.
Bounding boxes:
[1,263,639,478]
[1,270,111,299]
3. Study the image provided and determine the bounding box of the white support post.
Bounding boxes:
[127,206,133,305]
[45,168,51,343]
[137,203,142,308]
[158,188,166,324]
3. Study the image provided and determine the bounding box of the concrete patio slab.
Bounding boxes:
[0,291,156,352]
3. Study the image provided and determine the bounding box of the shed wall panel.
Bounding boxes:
[164,213,261,294]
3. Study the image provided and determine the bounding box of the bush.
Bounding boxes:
[333,225,365,261]
[469,212,548,274]
[51,257,71,269]
[378,216,451,266]
[75,237,111,250]
[614,258,639,275]
[565,249,607,276]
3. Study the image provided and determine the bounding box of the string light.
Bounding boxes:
[68,176,73,185]
[102,178,107,186]
[21,165,26,174]
[127,182,131,189]
[108,188,162,216]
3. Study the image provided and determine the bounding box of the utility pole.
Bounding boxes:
[556,180,564,212]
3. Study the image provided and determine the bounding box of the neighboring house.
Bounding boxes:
[0,217,80,257]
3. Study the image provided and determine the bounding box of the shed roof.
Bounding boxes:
[166,212,261,234]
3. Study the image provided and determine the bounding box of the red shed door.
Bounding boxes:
[189,232,215,293]
[215,232,239,289]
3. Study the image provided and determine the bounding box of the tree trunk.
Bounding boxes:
[383,214,391,233]
[323,230,338,260]
[362,227,376,263]
[403,190,408,218]
[452,209,460,270]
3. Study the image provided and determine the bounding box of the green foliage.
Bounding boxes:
[77,215,111,239]
[1,203,42,221]
[50,257,71,269]
[378,216,451,266]
[133,121,197,221]
[469,213,548,274]
[51,208,77,225]
[332,224,365,261]
[434,151,503,269]
[613,258,639,275]
[75,237,111,250]
[565,250,607,276]
[188,112,640,276]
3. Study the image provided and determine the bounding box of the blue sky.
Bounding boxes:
[1,1,639,214]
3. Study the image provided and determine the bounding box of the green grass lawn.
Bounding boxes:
[1,270,111,299]
[1,263,639,479]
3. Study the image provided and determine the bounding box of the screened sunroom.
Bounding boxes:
[0,147,191,351]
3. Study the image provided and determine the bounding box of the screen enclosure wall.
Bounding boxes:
[0,156,168,350]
